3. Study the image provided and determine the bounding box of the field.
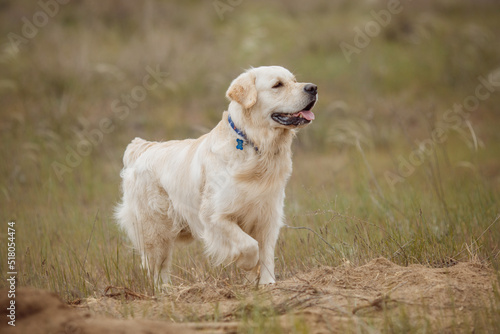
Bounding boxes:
[1,0,500,333]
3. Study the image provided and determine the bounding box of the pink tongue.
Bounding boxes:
[300,110,315,121]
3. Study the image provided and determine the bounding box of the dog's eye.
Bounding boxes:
[272,82,283,89]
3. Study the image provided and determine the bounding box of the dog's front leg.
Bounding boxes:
[200,212,260,272]
[244,219,281,285]
[256,222,281,285]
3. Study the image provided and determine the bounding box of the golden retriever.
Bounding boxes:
[115,66,317,286]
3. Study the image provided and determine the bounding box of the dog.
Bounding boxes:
[115,66,317,286]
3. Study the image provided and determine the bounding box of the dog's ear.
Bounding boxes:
[226,71,257,110]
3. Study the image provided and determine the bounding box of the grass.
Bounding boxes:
[1,0,500,332]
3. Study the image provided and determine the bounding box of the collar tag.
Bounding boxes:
[228,114,259,153]
[236,139,244,150]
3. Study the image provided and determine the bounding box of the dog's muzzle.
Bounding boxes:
[271,84,318,127]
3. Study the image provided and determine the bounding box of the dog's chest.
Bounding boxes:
[234,152,292,189]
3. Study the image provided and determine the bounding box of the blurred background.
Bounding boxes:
[0,0,499,299]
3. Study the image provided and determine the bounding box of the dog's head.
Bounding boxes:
[226,66,317,129]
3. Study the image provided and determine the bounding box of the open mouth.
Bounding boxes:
[271,100,316,126]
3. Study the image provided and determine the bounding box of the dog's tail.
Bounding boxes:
[123,137,156,167]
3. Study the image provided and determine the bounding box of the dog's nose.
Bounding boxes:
[304,84,317,95]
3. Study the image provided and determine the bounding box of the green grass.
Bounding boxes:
[1,0,500,331]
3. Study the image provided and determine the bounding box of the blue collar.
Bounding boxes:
[228,114,259,152]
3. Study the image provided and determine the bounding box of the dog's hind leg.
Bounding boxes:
[141,240,173,288]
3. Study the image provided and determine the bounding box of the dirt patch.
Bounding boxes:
[0,287,196,334]
[1,258,498,333]
[268,258,498,332]
[297,257,494,310]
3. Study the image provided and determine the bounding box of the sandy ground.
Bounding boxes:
[1,258,498,333]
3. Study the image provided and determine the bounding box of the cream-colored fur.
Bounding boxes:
[115,66,317,286]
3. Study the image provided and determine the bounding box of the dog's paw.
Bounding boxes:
[258,276,276,286]
[159,283,174,292]
[236,239,259,271]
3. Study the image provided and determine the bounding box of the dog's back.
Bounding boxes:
[123,137,156,168]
